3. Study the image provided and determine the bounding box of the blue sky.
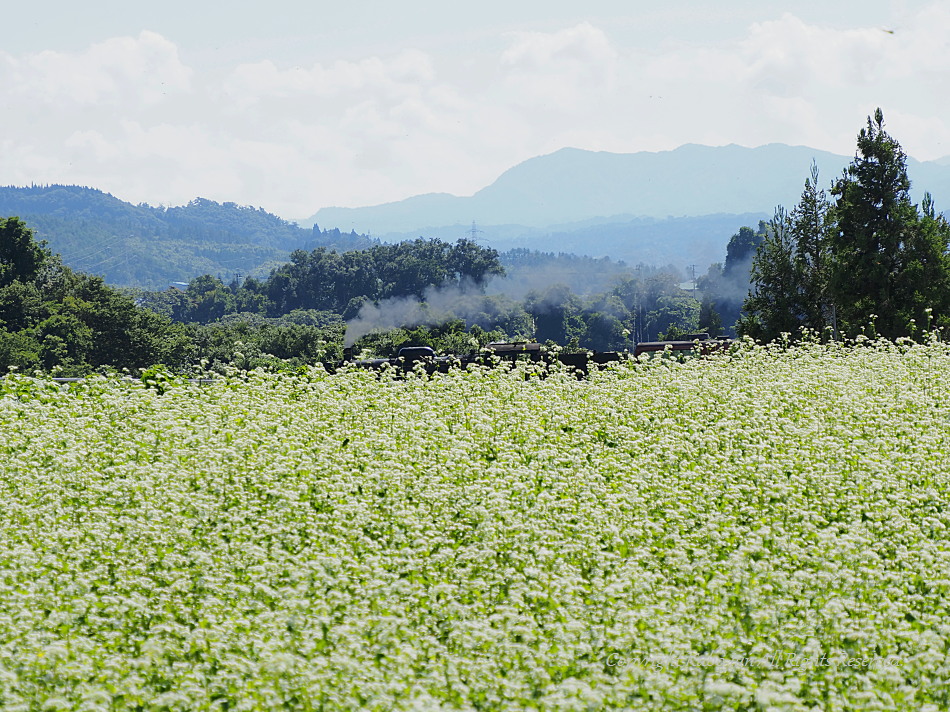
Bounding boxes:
[1,1,946,220]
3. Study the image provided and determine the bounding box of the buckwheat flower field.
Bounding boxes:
[2,340,950,711]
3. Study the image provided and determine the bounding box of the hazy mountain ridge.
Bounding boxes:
[372,212,772,270]
[6,143,950,289]
[308,144,849,232]
[309,143,950,267]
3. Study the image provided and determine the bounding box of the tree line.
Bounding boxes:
[0,221,710,374]
[136,239,704,365]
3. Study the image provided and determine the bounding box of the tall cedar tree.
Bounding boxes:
[895,191,950,335]
[740,163,832,341]
[739,207,802,340]
[790,161,832,333]
[829,108,950,338]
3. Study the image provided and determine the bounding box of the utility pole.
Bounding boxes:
[468,219,487,244]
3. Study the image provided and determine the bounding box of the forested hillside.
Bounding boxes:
[0,217,191,375]
[0,186,374,288]
[143,238,505,322]
[137,237,707,367]
[0,216,708,375]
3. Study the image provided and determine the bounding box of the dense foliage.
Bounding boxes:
[184,311,347,372]
[142,239,505,322]
[0,187,373,288]
[0,218,706,373]
[1,340,949,709]
[0,218,191,375]
[741,110,950,342]
[260,238,506,315]
[698,223,767,337]
[149,241,704,360]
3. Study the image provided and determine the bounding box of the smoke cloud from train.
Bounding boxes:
[344,279,492,347]
[343,264,646,346]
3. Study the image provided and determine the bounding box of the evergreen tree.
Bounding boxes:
[738,208,802,341]
[740,165,833,341]
[743,110,950,343]
[790,161,833,333]
[828,108,949,338]
[895,192,950,335]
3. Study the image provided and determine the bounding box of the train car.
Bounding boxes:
[346,342,624,377]
[633,334,732,357]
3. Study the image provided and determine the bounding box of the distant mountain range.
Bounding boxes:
[308,143,950,268]
[5,143,950,289]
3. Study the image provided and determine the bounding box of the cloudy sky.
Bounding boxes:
[1,0,948,220]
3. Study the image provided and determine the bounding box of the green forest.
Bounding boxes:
[0,217,719,374]
[0,187,374,288]
[0,110,947,376]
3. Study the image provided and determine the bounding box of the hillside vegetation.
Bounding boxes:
[0,186,373,288]
[0,217,191,375]
[0,217,706,374]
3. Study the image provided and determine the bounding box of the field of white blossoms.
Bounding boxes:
[2,339,950,710]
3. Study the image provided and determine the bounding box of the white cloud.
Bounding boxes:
[622,6,950,160]
[498,23,618,108]
[2,5,950,220]
[733,9,950,158]
[214,47,514,211]
[225,49,435,106]
[739,14,889,94]
[0,31,192,106]
[501,22,616,68]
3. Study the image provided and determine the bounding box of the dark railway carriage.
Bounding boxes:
[342,335,730,376]
[633,334,732,357]
[346,341,623,377]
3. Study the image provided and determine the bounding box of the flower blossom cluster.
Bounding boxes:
[0,339,948,710]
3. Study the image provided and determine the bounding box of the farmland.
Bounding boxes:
[1,340,949,710]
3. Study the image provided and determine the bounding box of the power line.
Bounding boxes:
[82,249,131,271]
[68,234,128,264]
